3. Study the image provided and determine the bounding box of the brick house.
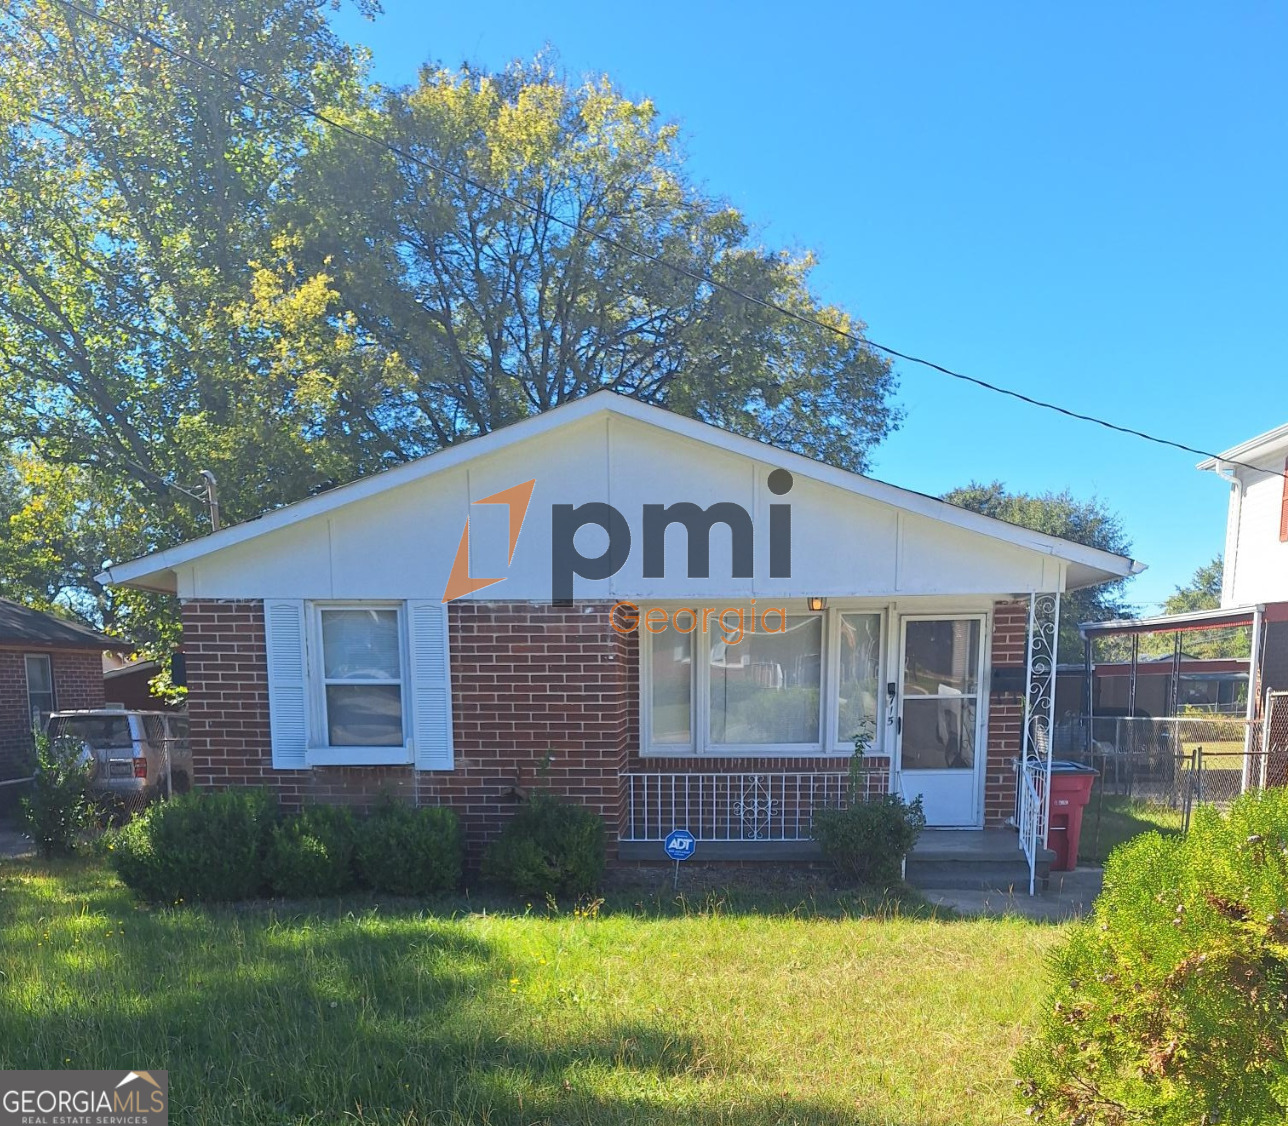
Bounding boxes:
[0,599,124,804]
[100,393,1140,864]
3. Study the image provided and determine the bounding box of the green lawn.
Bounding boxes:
[1077,793,1185,864]
[0,859,1065,1125]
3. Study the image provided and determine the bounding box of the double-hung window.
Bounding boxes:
[317,607,405,748]
[24,654,54,732]
[835,612,882,747]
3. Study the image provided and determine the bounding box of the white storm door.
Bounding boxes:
[896,616,986,828]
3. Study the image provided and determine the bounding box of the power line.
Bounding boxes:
[38,0,1288,486]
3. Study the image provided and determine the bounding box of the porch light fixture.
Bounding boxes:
[807,596,826,612]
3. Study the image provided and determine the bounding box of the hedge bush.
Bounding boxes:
[264,804,358,897]
[110,788,276,902]
[812,790,925,885]
[1016,787,1288,1124]
[482,792,605,896]
[353,801,463,895]
[21,733,94,859]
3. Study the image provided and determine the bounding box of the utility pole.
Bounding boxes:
[199,470,221,532]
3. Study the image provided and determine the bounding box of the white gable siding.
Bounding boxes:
[1227,454,1288,606]
[172,413,1068,602]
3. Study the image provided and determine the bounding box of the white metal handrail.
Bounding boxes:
[1017,759,1044,896]
[622,769,891,842]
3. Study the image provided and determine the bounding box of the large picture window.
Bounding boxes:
[318,607,404,747]
[709,615,822,746]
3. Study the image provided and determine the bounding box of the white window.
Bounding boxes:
[642,605,863,755]
[640,605,892,757]
[649,623,694,746]
[835,612,882,749]
[315,606,405,748]
[24,654,54,732]
[709,614,822,747]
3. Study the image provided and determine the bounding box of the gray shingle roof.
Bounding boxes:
[0,599,127,650]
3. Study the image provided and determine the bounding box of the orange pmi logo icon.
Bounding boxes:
[441,479,537,603]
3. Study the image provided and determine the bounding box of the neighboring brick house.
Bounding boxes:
[100,393,1140,863]
[0,600,124,800]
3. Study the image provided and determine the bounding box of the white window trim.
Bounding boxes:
[640,602,879,759]
[305,601,413,766]
[24,653,55,733]
[827,608,888,755]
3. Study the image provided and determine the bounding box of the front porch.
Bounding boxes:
[616,591,1068,894]
[615,768,1052,887]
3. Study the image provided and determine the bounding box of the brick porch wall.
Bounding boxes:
[984,599,1028,827]
[0,647,105,781]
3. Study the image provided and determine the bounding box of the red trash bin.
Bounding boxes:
[1045,761,1098,871]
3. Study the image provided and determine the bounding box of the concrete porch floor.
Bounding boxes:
[911,827,1027,860]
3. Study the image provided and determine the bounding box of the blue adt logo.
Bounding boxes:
[664,829,696,861]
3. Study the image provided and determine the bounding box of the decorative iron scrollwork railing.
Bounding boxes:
[622,768,892,843]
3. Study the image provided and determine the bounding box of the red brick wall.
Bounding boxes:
[0,646,105,781]
[425,601,632,862]
[182,600,417,810]
[984,599,1028,827]
[181,596,1030,857]
[182,599,632,863]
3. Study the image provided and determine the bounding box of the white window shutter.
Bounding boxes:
[264,600,309,769]
[407,600,454,771]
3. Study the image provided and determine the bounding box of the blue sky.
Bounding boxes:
[329,2,1287,612]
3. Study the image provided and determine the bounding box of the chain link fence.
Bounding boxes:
[48,712,191,826]
[1052,707,1288,862]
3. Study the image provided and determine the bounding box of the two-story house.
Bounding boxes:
[1198,422,1288,698]
[1079,422,1288,749]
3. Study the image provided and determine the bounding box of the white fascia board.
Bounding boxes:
[99,391,1142,590]
[1196,422,1288,472]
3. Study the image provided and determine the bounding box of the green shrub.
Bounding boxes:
[265,804,358,897]
[354,801,462,895]
[1016,787,1288,1124]
[21,733,94,858]
[812,756,925,885]
[482,792,605,896]
[109,788,276,902]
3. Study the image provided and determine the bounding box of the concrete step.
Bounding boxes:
[904,828,1054,892]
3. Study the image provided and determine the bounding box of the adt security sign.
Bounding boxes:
[664,829,696,861]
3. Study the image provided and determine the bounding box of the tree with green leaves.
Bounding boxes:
[1138,555,1249,660]
[0,8,901,658]
[279,57,901,471]
[942,480,1133,656]
[1162,555,1222,614]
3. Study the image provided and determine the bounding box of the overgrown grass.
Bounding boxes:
[0,858,1064,1125]
[1077,793,1185,864]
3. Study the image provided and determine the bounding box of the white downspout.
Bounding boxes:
[1243,604,1264,788]
[1212,461,1243,607]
